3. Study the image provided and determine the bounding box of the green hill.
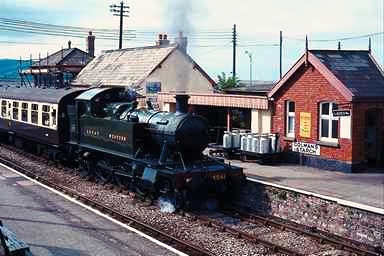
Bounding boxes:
[0,59,30,79]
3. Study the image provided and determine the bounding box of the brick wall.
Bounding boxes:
[271,64,353,163]
[240,181,384,249]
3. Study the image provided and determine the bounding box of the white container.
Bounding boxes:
[232,132,241,148]
[270,134,277,153]
[223,132,232,148]
[252,136,260,153]
[240,135,248,151]
[260,135,271,153]
[246,134,253,152]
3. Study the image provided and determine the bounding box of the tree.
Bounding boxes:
[216,72,240,91]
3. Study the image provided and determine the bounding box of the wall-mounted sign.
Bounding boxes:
[299,112,311,138]
[292,141,320,155]
[146,82,161,94]
[332,110,350,117]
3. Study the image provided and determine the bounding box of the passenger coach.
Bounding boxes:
[0,87,85,150]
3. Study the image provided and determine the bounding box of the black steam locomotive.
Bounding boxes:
[0,86,243,208]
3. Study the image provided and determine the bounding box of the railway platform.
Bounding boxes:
[229,160,384,211]
[0,164,181,256]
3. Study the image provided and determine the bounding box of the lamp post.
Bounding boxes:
[245,50,253,86]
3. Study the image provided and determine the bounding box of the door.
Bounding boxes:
[364,109,383,168]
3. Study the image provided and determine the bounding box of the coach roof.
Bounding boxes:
[0,86,85,104]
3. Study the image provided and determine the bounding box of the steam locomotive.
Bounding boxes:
[0,86,243,209]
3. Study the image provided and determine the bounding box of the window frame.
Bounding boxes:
[42,104,50,127]
[285,100,295,138]
[31,103,39,125]
[12,101,19,120]
[1,100,7,118]
[319,102,339,143]
[21,102,29,122]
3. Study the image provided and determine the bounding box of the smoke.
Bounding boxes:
[158,196,176,213]
[165,0,200,35]
[163,0,205,93]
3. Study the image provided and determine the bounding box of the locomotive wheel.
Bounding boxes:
[79,158,92,178]
[94,160,113,184]
[114,174,132,190]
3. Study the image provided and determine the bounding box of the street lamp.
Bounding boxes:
[245,50,253,86]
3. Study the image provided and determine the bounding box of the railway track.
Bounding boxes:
[0,153,213,256]
[1,143,383,256]
[226,207,383,256]
[190,208,382,256]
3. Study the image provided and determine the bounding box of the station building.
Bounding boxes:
[21,32,95,88]
[268,49,384,172]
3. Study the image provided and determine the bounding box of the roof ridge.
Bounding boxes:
[104,43,177,53]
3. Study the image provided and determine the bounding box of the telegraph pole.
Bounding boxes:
[110,1,129,49]
[279,31,283,79]
[232,24,237,79]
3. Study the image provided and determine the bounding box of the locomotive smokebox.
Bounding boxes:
[175,94,190,114]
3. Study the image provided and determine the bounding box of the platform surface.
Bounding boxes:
[0,165,179,256]
[228,160,384,210]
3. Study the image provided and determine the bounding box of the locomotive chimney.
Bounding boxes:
[175,94,190,114]
[87,31,95,57]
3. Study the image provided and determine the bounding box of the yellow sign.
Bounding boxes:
[300,112,311,138]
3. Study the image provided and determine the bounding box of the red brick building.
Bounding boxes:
[268,50,384,172]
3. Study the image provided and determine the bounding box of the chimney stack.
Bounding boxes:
[175,31,188,53]
[87,31,95,57]
[68,40,72,49]
[156,33,170,46]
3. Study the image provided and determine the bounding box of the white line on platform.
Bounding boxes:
[0,163,187,256]
[247,176,384,215]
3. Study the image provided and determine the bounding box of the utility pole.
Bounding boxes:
[279,31,283,79]
[232,24,237,79]
[110,1,129,49]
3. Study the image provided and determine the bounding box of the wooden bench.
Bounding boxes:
[0,221,32,256]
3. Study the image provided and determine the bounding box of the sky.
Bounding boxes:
[0,0,383,82]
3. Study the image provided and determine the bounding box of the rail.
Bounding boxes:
[0,155,213,256]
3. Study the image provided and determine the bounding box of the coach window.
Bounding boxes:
[31,104,38,124]
[319,102,339,142]
[1,100,6,118]
[12,102,19,120]
[286,101,295,138]
[21,102,28,122]
[51,108,57,127]
[42,105,50,127]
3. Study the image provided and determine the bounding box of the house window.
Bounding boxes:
[319,102,339,142]
[286,101,295,137]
